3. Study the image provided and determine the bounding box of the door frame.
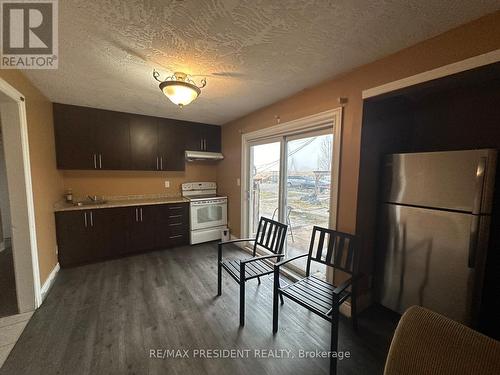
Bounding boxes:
[0,77,42,312]
[240,107,343,239]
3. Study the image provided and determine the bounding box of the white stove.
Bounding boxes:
[181,182,228,244]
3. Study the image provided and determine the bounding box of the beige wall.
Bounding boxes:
[0,70,64,284]
[217,11,500,245]
[62,163,217,198]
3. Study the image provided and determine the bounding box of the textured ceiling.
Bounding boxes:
[24,0,499,125]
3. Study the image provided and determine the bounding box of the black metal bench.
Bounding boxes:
[217,217,288,326]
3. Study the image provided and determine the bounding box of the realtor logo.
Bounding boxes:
[1,0,58,69]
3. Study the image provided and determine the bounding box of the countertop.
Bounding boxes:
[54,196,189,212]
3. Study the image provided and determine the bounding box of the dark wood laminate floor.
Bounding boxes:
[0,247,18,318]
[0,242,399,375]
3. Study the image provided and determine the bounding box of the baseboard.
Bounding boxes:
[40,263,60,302]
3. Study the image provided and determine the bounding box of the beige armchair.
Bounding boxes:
[384,306,500,375]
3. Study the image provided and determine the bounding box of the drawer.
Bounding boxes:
[167,232,188,247]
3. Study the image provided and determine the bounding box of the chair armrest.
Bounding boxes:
[241,253,284,264]
[332,274,362,295]
[218,238,256,263]
[333,278,353,295]
[274,253,309,269]
[218,238,256,246]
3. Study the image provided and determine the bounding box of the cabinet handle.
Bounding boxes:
[93,154,97,169]
[169,222,182,226]
[99,154,102,169]
[90,211,94,227]
[135,208,138,222]
[204,139,207,150]
[84,212,88,227]
[140,208,143,222]
[169,234,183,239]
[160,157,163,170]
[200,139,203,150]
[168,206,183,210]
[156,156,159,170]
[169,214,182,218]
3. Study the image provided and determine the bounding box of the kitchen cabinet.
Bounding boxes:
[53,104,95,169]
[203,125,222,152]
[158,119,185,171]
[129,115,159,170]
[182,123,221,152]
[126,205,158,253]
[54,104,130,170]
[55,202,190,267]
[54,103,221,171]
[156,203,190,248]
[55,207,128,266]
[93,110,130,170]
[55,210,96,266]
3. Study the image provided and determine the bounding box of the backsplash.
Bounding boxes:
[62,162,217,198]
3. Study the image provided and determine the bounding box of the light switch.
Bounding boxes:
[236,178,240,186]
[164,180,170,188]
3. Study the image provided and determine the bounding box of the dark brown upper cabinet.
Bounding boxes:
[54,103,130,170]
[53,103,221,170]
[53,104,95,169]
[129,115,159,170]
[158,118,185,171]
[93,109,131,170]
[182,122,221,152]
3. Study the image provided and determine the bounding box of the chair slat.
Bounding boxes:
[325,233,335,264]
[334,235,345,266]
[259,220,268,244]
[315,231,326,261]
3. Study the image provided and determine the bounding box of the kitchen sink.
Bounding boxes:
[74,199,107,206]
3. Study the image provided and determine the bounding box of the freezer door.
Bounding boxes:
[377,204,487,325]
[382,149,497,213]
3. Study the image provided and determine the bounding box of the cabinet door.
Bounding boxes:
[94,109,130,170]
[53,104,96,169]
[182,122,205,151]
[156,203,189,248]
[91,208,128,259]
[55,210,96,266]
[130,115,159,170]
[203,125,221,152]
[158,119,185,171]
[126,206,158,253]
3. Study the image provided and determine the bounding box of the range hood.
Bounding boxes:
[185,150,224,161]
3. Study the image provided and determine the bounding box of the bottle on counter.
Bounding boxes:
[64,188,73,203]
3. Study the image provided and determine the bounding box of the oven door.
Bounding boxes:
[190,200,227,230]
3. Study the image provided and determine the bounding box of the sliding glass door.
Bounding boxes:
[246,128,334,277]
[248,140,281,237]
[284,131,332,276]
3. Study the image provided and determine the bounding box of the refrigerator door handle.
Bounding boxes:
[468,157,487,268]
[472,157,487,215]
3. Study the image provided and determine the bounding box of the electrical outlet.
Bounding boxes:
[164,180,170,188]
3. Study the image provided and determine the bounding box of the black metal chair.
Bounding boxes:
[273,226,360,375]
[217,217,288,326]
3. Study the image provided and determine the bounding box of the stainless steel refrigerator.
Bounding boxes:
[377,149,497,326]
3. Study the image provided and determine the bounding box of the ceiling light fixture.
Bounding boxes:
[153,69,206,108]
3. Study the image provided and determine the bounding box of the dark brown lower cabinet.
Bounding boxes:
[127,205,158,253]
[55,203,189,267]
